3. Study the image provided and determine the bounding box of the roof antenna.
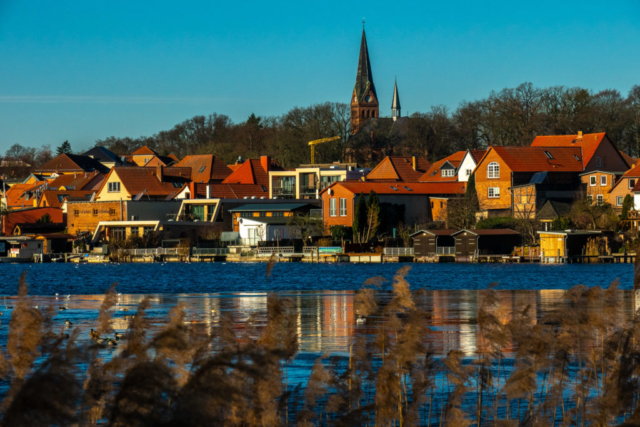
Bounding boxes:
[362,18,365,29]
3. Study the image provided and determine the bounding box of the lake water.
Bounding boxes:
[0,262,632,295]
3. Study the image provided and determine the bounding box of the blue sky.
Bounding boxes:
[1,0,639,153]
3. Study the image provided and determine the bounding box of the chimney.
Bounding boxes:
[156,164,163,181]
[412,156,418,171]
[577,131,583,138]
[206,185,211,199]
[260,156,271,173]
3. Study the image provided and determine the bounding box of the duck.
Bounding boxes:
[65,320,73,327]
[114,332,123,341]
[58,307,67,311]
[356,315,366,324]
[89,329,100,340]
[107,338,118,347]
[5,306,13,310]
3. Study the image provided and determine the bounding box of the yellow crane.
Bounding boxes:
[308,136,340,165]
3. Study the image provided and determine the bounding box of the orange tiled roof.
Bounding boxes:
[530,132,609,167]
[48,173,104,191]
[228,164,242,172]
[4,183,41,208]
[321,181,465,196]
[175,155,233,183]
[469,149,487,163]
[100,167,188,198]
[420,151,466,182]
[488,146,584,172]
[610,163,640,192]
[366,156,431,182]
[132,146,158,156]
[222,158,282,186]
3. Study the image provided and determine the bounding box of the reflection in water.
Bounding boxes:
[1,289,634,359]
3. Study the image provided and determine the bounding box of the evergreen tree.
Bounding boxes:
[465,174,480,210]
[56,140,72,156]
[621,194,634,220]
[365,190,380,242]
[353,192,367,243]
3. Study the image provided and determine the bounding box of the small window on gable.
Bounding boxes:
[487,162,500,179]
[630,179,636,189]
[596,157,602,168]
[544,151,554,159]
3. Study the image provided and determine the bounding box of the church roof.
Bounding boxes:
[354,29,377,102]
[391,79,401,110]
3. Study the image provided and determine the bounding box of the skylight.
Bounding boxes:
[403,186,413,191]
[390,186,399,191]
[544,151,554,159]
[574,155,580,161]
[198,166,206,173]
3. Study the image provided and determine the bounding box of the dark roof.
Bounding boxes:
[13,223,67,235]
[83,146,120,163]
[536,199,573,221]
[451,229,521,236]
[229,203,309,212]
[35,153,108,174]
[354,29,377,102]
[410,229,456,238]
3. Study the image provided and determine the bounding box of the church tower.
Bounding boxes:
[351,28,379,133]
[391,78,401,121]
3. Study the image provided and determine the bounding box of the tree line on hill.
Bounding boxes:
[2,82,640,172]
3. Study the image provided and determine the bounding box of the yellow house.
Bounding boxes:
[96,166,190,201]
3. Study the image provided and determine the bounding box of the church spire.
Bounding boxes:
[351,27,379,133]
[392,78,401,121]
[354,29,377,102]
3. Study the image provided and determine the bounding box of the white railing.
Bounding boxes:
[123,248,189,256]
[127,248,158,256]
[192,248,230,256]
[257,246,295,256]
[437,247,456,255]
[384,247,414,256]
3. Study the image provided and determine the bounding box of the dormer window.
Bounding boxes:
[441,169,455,177]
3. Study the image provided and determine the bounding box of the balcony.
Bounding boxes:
[272,186,295,198]
[300,186,320,198]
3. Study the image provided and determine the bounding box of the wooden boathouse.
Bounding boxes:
[452,229,522,262]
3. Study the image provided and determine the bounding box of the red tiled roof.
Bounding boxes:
[321,181,465,196]
[489,146,584,172]
[48,173,104,191]
[35,153,107,174]
[143,156,170,167]
[366,156,431,182]
[469,149,487,163]
[228,164,242,172]
[530,132,607,166]
[222,158,282,186]
[191,183,269,199]
[132,146,158,156]
[175,155,233,183]
[419,151,466,182]
[4,183,41,208]
[621,152,639,168]
[100,167,188,198]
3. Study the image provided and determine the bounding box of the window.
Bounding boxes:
[597,194,604,206]
[92,209,98,216]
[110,227,126,241]
[430,201,434,208]
[488,187,500,198]
[390,186,399,191]
[466,169,472,176]
[441,169,455,177]
[600,175,607,186]
[596,157,602,168]
[487,162,500,179]
[587,195,593,204]
[630,179,636,189]
[544,151,554,159]
[617,196,624,206]
[74,209,79,217]
[403,186,413,191]
[143,227,154,237]
[272,212,284,217]
[108,182,120,193]
[440,201,444,208]
[590,176,596,186]
[240,212,252,218]
[329,198,337,217]
[339,198,347,216]
[109,208,116,216]
[198,166,206,173]
[130,227,139,237]
[574,155,581,161]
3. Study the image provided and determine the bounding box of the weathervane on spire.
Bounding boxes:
[362,18,365,29]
